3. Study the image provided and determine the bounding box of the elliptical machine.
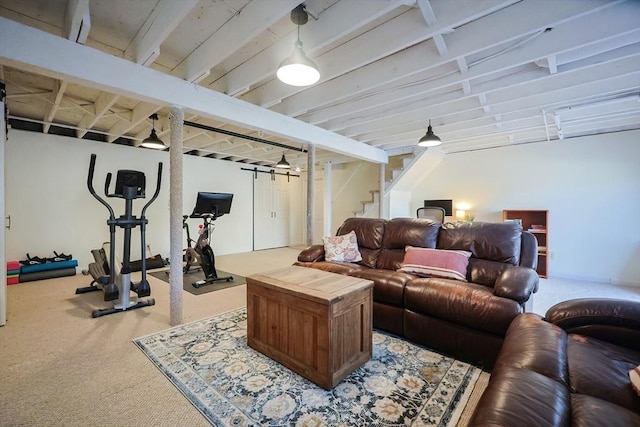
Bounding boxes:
[84,153,163,318]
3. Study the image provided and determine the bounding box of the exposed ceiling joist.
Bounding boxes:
[125,0,199,66]
[172,0,299,83]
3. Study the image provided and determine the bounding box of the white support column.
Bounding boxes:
[169,105,184,326]
[323,162,332,237]
[379,163,386,218]
[306,144,316,246]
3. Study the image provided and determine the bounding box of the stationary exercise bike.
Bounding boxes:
[186,192,234,288]
[182,214,202,275]
[81,153,163,318]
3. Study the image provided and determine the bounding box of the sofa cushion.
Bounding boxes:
[468,258,513,287]
[494,314,569,385]
[404,278,522,335]
[293,261,366,275]
[567,333,640,413]
[376,218,440,270]
[323,230,362,262]
[469,367,571,426]
[571,394,640,427]
[336,218,386,268]
[398,246,471,281]
[438,221,522,265]
[348,269,415,307]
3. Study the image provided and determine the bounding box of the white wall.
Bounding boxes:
[5,130,304,270]
[389,190,412,218]
[411,130,640,286]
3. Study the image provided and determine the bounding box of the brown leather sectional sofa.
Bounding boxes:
[295,217,539,368]
[470,298,640,426]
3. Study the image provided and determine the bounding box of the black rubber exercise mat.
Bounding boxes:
[149,269,245,295]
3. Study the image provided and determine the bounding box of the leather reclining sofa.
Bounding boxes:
[470,298,640,426]
[295,217,539,368]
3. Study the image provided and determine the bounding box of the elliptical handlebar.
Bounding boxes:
[88,154,115,219]
[104,173,112,198]
[141,162,163,217]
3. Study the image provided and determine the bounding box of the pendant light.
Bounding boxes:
[417,120,442,147]
[277,5,320,87]
[275,153,291,169]
[141,113,166,149]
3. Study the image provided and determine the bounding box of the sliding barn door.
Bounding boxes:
[253,172,290,250]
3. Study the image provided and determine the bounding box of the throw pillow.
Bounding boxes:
[398,246,471,281]
[323,230,362,263]
[630,365,640,397]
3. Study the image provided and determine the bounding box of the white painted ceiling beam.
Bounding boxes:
[64,0,90,44]
[211,0,411,96]
[172,0,299,83]
[125,0,198,66]
[555,32,640,66]
[0,17,386,163]
[252,0,517,112]
[416,0,437,25]
[272,0,610,120]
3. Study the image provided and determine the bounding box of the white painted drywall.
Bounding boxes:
[411,130,640,286]
[4,130,304,270]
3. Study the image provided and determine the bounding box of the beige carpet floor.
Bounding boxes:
[0,248,299,427]
[2,246,636,426]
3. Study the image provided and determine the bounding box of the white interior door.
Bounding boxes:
[253,172,290,250]
[270,173,290,248]
[253,172,273,250]
[1,100,6,326]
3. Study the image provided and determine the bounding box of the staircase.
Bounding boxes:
[354,189,380,217]
[354,153,420,217]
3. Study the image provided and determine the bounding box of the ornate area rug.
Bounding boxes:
[134,308,483,426]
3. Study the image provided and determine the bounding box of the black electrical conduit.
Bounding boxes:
[183,120,307,153]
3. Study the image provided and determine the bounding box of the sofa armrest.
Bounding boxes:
[297,244,326,262]
[493,266,539,305]
[545,298,640,351]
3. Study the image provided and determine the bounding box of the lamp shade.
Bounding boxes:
[275,153,290,169]
[141,128,166,149]
[417,122,441,147]
[277,40,320,87]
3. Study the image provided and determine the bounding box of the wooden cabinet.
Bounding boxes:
[502,210,548,278]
